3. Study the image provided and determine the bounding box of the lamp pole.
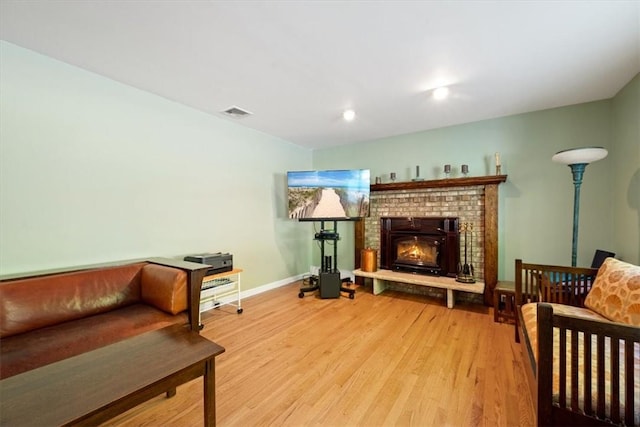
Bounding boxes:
[552,147,607,267]
[569,163,587,267]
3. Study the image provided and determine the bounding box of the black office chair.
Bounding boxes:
[591,249,615,269]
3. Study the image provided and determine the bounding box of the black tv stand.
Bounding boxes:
[298,220,355,299]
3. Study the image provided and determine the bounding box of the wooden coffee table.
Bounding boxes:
[0,325,225,426]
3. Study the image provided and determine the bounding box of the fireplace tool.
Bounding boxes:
[456,222,476,283]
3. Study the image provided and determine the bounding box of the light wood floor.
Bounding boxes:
[104,281,535,427]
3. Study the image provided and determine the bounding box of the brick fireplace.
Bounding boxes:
[355,175,506,305]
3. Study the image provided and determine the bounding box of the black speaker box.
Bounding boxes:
[319,271,341,299]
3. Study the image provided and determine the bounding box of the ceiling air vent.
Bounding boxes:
[222,106,252,118]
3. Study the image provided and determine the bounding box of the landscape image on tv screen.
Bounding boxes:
[287,169,370,220]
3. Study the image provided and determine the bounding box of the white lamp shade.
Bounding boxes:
[552,147,608,165]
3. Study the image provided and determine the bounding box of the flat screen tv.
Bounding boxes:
[287,169,370,221]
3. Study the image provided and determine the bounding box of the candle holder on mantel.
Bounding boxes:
[412,165,424,181]
[456,222,476,283]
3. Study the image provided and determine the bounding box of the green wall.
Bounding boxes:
[0,41,313,289]
[313,87,640,279]
[2,41,637,287]
[611,74,640,264]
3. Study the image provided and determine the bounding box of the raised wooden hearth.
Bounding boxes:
[353,268,484,309]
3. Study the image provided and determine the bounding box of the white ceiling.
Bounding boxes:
[1,1,639,149]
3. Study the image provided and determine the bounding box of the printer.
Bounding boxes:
[184,252,233,275]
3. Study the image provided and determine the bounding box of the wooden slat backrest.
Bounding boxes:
[559,327,567,407]
[597,335,606,419]
[537,304,554,425]
[540,270,598,307]
[583,331,593,414]
[611,338,621,424]
[515,259,541,306]
[514,260,598,346]
[570,330,579,412]
[625,340,635,425]
[515,260,598,309]
[538,304,640,425]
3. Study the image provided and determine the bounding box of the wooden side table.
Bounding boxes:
[493,280,515,324]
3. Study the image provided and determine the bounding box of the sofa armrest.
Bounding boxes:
[140,264,188,315]
[147,258,210,332]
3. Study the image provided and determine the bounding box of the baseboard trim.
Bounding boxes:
[242,273,307,299]
[211,273,308,305]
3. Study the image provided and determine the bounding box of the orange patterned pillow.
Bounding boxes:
[584,257,640,326]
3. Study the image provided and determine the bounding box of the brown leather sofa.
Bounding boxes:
[0,259,208,380]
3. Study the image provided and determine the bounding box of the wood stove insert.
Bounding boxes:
[380,217,459,277]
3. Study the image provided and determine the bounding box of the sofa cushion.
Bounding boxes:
[521,302,610,359]
[584,257,640,326]
[140,264,187,315]
[0,304,187,379]
[0,263,145,338]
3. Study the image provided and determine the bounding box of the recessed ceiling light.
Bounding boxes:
[343,109,356,121]
[432,87,450,100]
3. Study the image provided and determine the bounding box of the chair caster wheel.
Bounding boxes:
[237,308,243,314]
[349,293,355,299]
[298,292,304,298]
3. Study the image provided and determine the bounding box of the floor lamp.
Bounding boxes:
[552,147,608,266]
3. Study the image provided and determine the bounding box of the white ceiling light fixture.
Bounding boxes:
[432,87,450,100]
[343,109,356,122]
